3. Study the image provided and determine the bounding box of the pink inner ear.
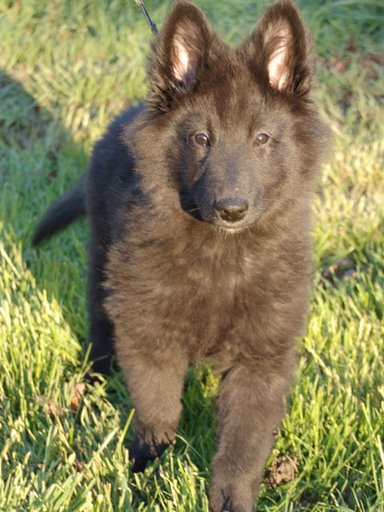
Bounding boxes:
[266,22,292,91]
[171,34,198,86]
[172,39,190,82]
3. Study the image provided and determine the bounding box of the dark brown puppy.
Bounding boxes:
[33,1,330,510]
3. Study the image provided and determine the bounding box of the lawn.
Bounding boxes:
[0,0,383,510]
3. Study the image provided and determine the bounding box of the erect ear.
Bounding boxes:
[149,1,212,108]
[247,0,314,97]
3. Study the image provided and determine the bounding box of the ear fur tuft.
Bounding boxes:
[148,1,212,110]
[248,0,314,97]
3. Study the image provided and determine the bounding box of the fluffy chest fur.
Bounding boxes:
[105,202,312,366]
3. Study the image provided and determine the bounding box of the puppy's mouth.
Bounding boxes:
[214,222,249,234]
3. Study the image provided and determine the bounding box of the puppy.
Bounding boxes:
[34,1,330,510]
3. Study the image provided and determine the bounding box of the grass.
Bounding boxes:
[0,0,383,510]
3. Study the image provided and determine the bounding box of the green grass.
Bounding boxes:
[0,0,383,510]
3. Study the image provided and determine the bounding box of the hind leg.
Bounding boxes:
[209,353,295,512]
[118,346,188,471]
[87,242,115,375]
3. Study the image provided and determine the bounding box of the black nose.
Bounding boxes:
[214,198,249,223]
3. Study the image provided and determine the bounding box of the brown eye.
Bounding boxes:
[255,133,270,145]
[194,133,210,147]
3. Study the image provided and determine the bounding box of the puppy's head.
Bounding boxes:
[134,1,330,233]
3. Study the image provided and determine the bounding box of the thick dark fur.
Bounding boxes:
[34,2,330,510]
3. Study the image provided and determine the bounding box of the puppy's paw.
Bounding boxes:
[129,436,171,473]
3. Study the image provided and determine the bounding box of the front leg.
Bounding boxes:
[210,353,295,512]
[117,346,188,472]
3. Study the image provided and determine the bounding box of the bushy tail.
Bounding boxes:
[32,177,87,246]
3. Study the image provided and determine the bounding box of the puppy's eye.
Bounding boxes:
[255,133,270,146]
[194,133,210,147]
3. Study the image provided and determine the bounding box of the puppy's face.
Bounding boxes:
[172,78,316,233]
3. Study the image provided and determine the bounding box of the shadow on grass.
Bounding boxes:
[0,68,89,342]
